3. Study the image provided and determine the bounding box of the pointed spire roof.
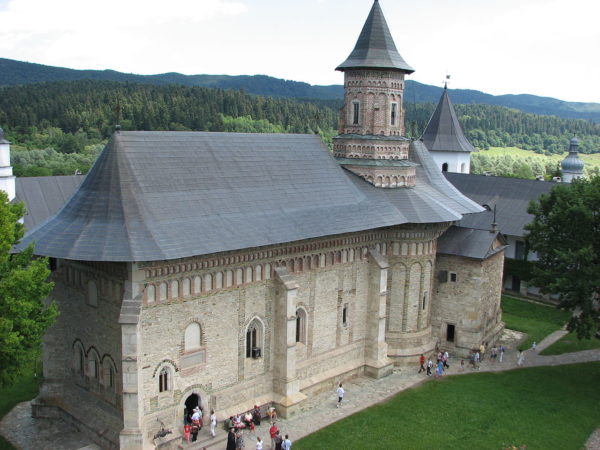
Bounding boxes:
[421,86,475,153]
[336,0,414,73]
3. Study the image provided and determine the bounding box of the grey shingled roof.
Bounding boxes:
[421,86,475,153]
[336,0,414,73]
[15,175,83,230]
[437,226,506,260]
[445,173,557,237]
[16,132,481,262]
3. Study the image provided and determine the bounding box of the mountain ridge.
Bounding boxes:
[1,57,599,122]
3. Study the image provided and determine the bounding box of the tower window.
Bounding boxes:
[391,103,397,126]
[450,272,457,282]
[246,319,263,358]
[352,102,360,125]
[342,304,348,326]
[446,324,455,342]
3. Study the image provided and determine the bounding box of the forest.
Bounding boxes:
[0,80,598,178]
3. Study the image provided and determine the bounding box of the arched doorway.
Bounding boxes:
[442,163,448,172]
[184,393,200,423]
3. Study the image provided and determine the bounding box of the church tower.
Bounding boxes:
[333,0,417,188]
[561,137,585,183]
[0,128,15,201]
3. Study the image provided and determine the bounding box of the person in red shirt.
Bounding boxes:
[418,354,426,374]
[269,422,279,450]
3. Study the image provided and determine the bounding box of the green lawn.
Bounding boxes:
[540,332,600,355]
[501,295,570,350]
[0,365,40,450]
[295,362,600,450]
[486,147,600,174]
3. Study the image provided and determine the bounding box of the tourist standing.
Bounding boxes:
[479,343,486,361]
[336,383,345,408]
[227,428,237,450]
[274,431,283,450]
[269,423,279,449]
[209,409,217,438]
[499,345,505,362]
[282,434,292,450]
[443,351,449,369]
[532,341,537,352]
[418,354,426,373]
[426,357,433,376]
[256,436,263,450]
[236,429,245,449]
[253,405,261,426]
[436,360,444,377]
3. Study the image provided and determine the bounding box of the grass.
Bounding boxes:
[540,332,600,355]
[501,295,571,350]
[295,362,600,450]
[0,364,40,450]
[485,146,600,174]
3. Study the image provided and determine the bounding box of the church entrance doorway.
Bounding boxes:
[184,393,200,423]
[442,163,449,172]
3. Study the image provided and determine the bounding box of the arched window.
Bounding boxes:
[203,274,212,291]
[296,308,307,344]
[236,268,243,285]
[226,270,233,287]
[159,282,167,301]
[255,265,262,281]
[171,280,179,299]
[215,272,223,289]
[147,284,156,303]
[245,267,253,283]
[159,367,169,393]
[89,352,100,379]
[184,322,202,352]
[193,276,201,294]
[87,280,98,307]
[442,162,449,172]
[264,264,271,280]
[182,278,191,297]
[246,319,263,359]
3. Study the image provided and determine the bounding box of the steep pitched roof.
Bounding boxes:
[15,175,83,230]
[421,86,475,153]
[444,173,557,237]
[336,0,414,73]
[16,132,481,262]
[437,226,506,260]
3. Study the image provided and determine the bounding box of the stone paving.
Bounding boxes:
[1,327,599,450]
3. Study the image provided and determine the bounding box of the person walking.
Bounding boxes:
[426,357,433,376]
[499,345,505,363]
[336,383,345,408]
[256,436,263,450]
[479,343,486,361]
[274,431,283,450]
[517,350,525,367]
[418,354,426,373]
[282,434,292,450]
[436,360,444,377]
[209,409,217,438]
[532,341,537,352]
[236,429,245,450]
[442,350,449,369]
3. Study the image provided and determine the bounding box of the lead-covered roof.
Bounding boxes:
[16,132,481,261]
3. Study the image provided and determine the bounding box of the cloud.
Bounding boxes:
[0,0,247,71]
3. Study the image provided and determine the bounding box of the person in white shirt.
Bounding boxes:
[282,434,292,450]
[256,436,263,450]
[210,409,217,437]
[336,383,345,408]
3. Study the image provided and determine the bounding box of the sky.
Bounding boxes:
[0,0,599,103]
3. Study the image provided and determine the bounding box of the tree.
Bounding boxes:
[0,191,57,386]
[526,176,600,339]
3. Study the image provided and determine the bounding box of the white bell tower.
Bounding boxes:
[0,128,16,201]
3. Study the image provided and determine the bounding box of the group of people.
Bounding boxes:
[418,351,449,377]
[183,406,217,443]
[222,405,292,450]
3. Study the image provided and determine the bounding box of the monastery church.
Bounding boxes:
[3,1,508,448]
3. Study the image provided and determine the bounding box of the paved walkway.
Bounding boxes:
[1,328,599,450]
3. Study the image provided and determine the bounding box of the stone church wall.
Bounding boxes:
[431,251,504,357]
[34,260,127,449]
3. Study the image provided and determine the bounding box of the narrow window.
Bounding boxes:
[391,103,397,125]
[353,102,360,125]
[246,320,262,358]
[295,308,306,343]
[109,366,115,388]
[184,323,201,352]
[342,304,348,326]
[515,241,526,260]
[450,272,457,282]
[78,348,85,375]
[422,292,428,310]
[446,324,455,342]
[159,367,169,392]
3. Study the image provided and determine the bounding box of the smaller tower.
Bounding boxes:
[421,84,474,173]
[0,127,15,201]
[561,137,585,183]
